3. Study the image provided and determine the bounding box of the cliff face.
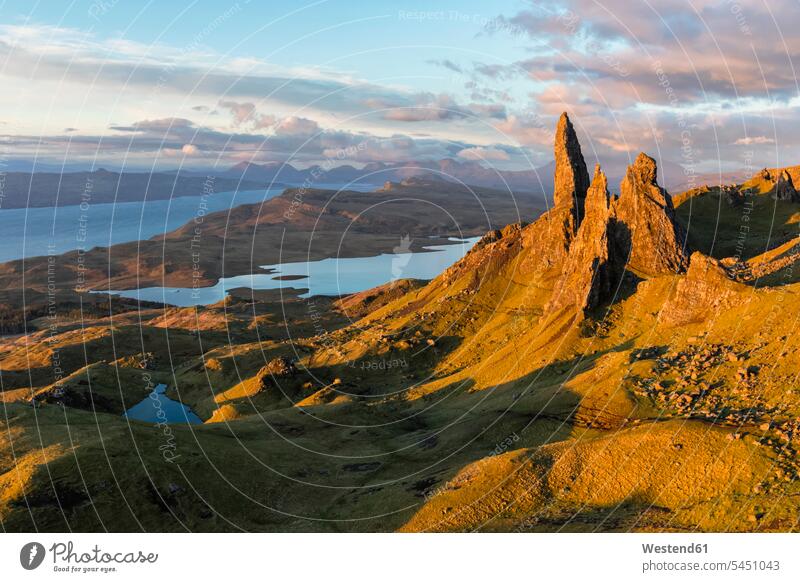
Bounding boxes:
[518,113,591,274]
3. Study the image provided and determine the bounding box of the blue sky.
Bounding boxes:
[8,1,525,74]
[1,0,799,180]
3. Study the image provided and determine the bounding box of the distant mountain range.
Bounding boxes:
[0,157,744,210]
[221,159,552,194]
[0,170,265,209]
[221,157,702,199]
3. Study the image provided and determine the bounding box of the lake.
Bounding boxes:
[0,183,375,263]
[123,383,202,425]
[103,236,480,306]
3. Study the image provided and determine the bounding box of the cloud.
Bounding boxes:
[383,108,458,122]
[218,100,276,129]
[428,59,463,74]
[493,114,550,146]
[218,101,257,125]
[378,94,507,123]
[489,0,800,106]
[734,136,776,146]
[468,103,507,119]
[462,0,800,172]
[596,137,636,153]
[274,116,319,137]
[111,118,195,133]
[457,146,511,161]
[0,25,442,136]
[3,113,506,169]
[473,62,512,80]
[161,144,201,158]
[377,94,465,122]
[4,13,800,174]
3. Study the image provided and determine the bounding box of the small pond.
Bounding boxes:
[123,383,202,425]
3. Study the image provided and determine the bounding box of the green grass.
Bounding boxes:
[675,188,800,260]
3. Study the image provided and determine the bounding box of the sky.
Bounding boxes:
[0,0,798,180]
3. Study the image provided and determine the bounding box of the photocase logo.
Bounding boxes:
[391,234,413,281]
[19,542,46,570]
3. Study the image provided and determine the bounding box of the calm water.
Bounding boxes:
[103,237,480,306]
[123,384,202,425]
[0,183,374,263]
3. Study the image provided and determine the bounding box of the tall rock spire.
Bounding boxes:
[520,113,592,273]
[553,112,590,222]
[613,153,688,276]
[584,163,611,222]
[546,164,621,315]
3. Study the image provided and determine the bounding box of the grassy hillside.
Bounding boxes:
[3,150,800,532]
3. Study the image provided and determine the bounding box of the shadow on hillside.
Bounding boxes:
[301,333,465,400]
[327,340,643,526]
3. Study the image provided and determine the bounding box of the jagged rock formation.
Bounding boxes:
[546,165,621,314]
[364,116,705,324]
[518,206,575,273]
[613,153,689,276]
[467,123,690,315]
[518,113,591,274]
[544,151,688,314]
[772,169,798,201]
[659,252,746,325]
[553,112,591,222]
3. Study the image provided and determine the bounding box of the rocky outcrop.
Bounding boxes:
[256,356,298,392]
[553,112,591,221]
[659,252,745,325]
[723,185,745,207]
[772,169,797,202]
[546,165,621,314]
[472,223,523,251]
[441,223,524,289]
[613,153,688,276]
